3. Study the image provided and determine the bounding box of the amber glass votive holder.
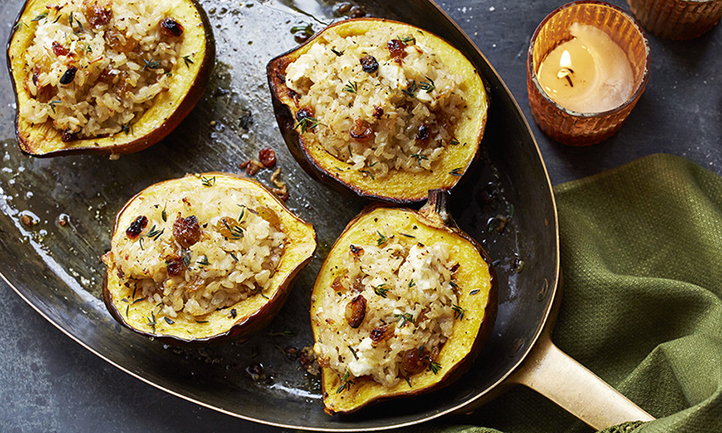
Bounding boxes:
[627,0,722,39]
[527,1,650,146]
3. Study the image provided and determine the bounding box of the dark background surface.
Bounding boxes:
[1,0,720,432]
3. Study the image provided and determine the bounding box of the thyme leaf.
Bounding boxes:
[343,81,358,94]
[419,76,435,92]
[294,116,320,134]
[376,230,387,246]
[428,361,441,374]
[452,304,465,320]
[201,175,216,187]
[31,12,48,22]
[373,284,389,298]
[182,54,194,67]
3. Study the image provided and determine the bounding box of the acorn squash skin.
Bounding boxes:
[7,0,215,157]
[310,190,497,414]
[267,18,489,204]
[102,173,317,345]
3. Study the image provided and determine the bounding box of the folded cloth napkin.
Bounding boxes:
[426,153,722,433]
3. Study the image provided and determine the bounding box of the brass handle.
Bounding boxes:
[510,332,655,430]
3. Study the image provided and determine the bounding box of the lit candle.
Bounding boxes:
[536,23,634,113]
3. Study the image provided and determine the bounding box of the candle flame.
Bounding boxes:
[560,50,572,69]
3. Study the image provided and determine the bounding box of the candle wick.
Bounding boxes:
[557,68,575,88]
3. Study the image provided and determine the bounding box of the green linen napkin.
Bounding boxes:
[431,153,722,433]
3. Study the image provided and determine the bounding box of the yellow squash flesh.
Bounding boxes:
[310,192,496,414]
[7,0,214,156]
[268,18,489,203]
[103,173,316,343]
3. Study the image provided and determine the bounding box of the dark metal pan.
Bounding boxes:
[0,0,651,430]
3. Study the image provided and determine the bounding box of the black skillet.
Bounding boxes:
[0,0,651,430]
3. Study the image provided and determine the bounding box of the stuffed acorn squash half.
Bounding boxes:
[310,190,496,414]
[7,0,214,156]
[268,18,489,203]
[102,173,316,344]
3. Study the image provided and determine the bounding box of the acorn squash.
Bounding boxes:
[310,190,496,414]
[7,0,214,157]
[267,18,489,203]
[102,173,316,343]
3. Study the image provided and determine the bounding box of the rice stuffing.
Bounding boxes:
[313,235,460,388]
[105,176,286,319]
[19,0,185,141]
[284,25,470,179]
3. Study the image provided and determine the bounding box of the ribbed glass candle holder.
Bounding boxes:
[527,1,650,146]
[627,0,722,39]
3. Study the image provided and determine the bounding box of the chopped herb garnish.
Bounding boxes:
[419,76,435,92]
[376,230,387,246]
[229,252,239,262]
[410,153,428,165]
[399,232,415,238]
[428,361,441,374]
[145,225,164,241]
[201,175,216,186]
[125,304,129,317]
[359,169,375,180]
[31,12,48,22]
[449,281,459,289]
[121,122,133,135]
[161,207,167,222]
[336,370,354,394]
[84,44,92,53]
[13,21,29,31]
[452,304,465,320]
[164,317,175,325]
[331,48,344,56]
[450,137,461,146]
[470,289,480,295]
[450,168,464,176]
[132,297,146,305]
[408,279,415,288]
[143,59,162,70]
[399,35,416,44]
[237,205,246,222]
[182,54,194,67]
[197,255,210,266]
[373,284,389,297]
[53,14,61,24]
[195,319,208,324]
[404,376,412,387]
[343,81,358,94]
[147,312,157,333]
[402,80,417,98]
[295,116,320,133]
[48,100,62,114]
[348,345,359,360]
[182,251,191,268]
[395,312,414,328]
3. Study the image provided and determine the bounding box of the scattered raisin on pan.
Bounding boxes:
[160,18,184,37]
[360,54,378,73]
[59,66,77,85]
[258,147,276,168]
[126,215,148,239]
[173,215,201,248]
[345,295,366,328]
